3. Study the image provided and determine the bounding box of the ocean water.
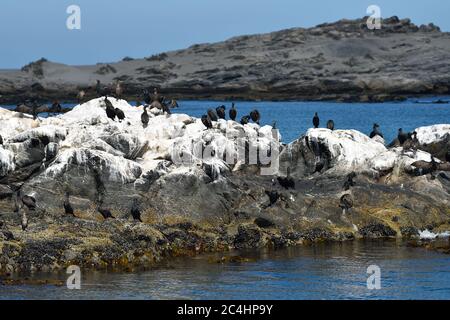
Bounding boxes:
[1,240,450,300]
[2,97,449,144]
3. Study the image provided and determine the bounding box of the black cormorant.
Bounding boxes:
[240,115,250,125]
[265,190,280,207]
[277,167,295,189]
[141,106,149,128]
[398,128,408,145]
[207,109,218,121]
[216,105,226,120]
[97,205,115,220]
[64,192,75,216]
[369,123,384,138]
[326,120,335,131]
[130,199,142,222]
[115,108,125,122]
[201,115,213,129]
[104,97,116,121]
[313,112,320,128]
[250,109,261,124]
[229,103,237,121]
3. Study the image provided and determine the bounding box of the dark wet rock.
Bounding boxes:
[254,217,275,228]
[400,226,419,238]
[234,224,262,249]
[359,223,397,238]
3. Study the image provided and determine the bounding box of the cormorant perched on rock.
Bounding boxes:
[104,97,116,121]
[229,103,237,121]
[240,115,250,125]
[403,131,419,151]
[130,199,142,222]
[77,90,86,104]
[63,192,75,217]
[343,172,356,191]
[369,123,384,138]
[277,167,295,189]
[97,203,115,220]
[207,109,218,122]
[398,128,408,145]
[115,81,123,99]
[339,194,353,215]
[313,112,320,128]
[20,206,28,231]
[216,105,226,120]
[141,106,149,128]
[264,190,280,208]
[250,109,261,124]
[115,107,125,122]
[0,134,3,145]
[162,102,171,115]
[326,120,335,131]
[21,194,36,211]
[201,114,213,129]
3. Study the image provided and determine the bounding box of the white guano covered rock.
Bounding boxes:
[306,128,386,173]
[415,124,450,145]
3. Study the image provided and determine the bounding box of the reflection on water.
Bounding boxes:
[1,240,450,300]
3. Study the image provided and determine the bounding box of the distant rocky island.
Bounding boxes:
[1,16,450,104]
[0,96,449,274]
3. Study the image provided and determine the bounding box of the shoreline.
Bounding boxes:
[1,237,448,287]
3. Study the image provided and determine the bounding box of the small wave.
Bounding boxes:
[419,229,450,240]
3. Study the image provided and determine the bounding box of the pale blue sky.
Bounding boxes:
[0,0,447,68]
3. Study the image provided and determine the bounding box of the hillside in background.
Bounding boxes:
[0,16,449,103]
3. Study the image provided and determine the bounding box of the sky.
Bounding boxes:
[0,0,448,69]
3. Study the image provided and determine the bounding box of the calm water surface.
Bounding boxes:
[1,241,450,300]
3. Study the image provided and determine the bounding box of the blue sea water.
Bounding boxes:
[2,97,449,144]
[1,240,450,300]
[170,98,450,143]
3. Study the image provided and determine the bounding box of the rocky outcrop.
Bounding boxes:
[0,99,449,274]
[1,16,450,103]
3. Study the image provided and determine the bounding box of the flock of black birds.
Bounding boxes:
[200,103,261,129]
[4,88,449,229]
[311,113,425,148]
[15,189,143,231]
